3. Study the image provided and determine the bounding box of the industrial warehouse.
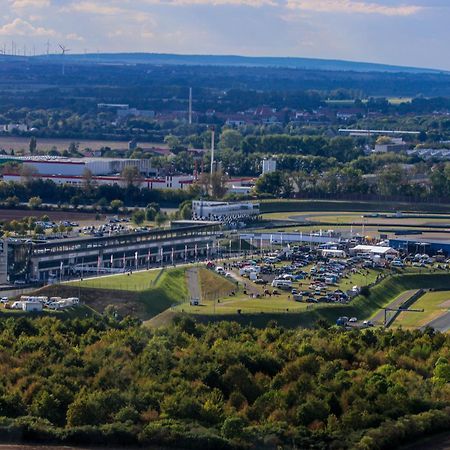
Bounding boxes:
[2,221,220,284]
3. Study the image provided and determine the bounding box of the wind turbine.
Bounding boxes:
[59,44,70,75]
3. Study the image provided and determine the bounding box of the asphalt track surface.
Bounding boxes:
[371,290,420,326]
[424,311,450,332]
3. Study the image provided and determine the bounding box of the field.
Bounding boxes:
[259,199,450,215]
[0,136,165,152]
[260,210,450,241]
[0,208,100,222]
[191,272,450,328]
[33,267,189,320]
[181,264,381,317]
[69,269,162,291]
[395,290,450,329]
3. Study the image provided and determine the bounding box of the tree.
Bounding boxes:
[20,164,38,185]
[132,209,145,225]
[155,212,167,227]
[29,136,37,155]
[255,171,286,196]
[5,196,20,208]
[82,168,96,194]
[121,166,141,188]
[28,196,42,209]
[145,207,158,221]
[110,199,124,213]
[220,129,243,150]
[179,202,192,220]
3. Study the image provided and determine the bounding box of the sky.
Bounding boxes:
[1,0,449,70]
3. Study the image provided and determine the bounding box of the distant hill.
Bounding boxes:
[30,52,446,74]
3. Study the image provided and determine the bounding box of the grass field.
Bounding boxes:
[198,268,236,300]
[0,136,165,152]
[68,270,162,291]
[44,267,189,321]
[259,200,450,215]
[191,272,450,328]
[181,264,381,317]
[395,290,450,329]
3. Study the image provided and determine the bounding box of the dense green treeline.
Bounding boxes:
[0,316,448,449]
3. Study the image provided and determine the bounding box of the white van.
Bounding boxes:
[271,279,292,288]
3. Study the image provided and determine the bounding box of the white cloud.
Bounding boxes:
[66,33,84,41]
[64,2,124,15]
[0,18,56,36]
[140,0,278,6]
[10,0,50,8]
[286,0,422,16]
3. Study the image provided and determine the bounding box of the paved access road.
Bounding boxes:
[371,289,420,326]
[186,267,201,301]
[424,311,450,333]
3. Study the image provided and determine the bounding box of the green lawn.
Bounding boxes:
[180,292,310,315]
[68,270,162,291]
[140,268,189,318]
[191,273,450,329]
[67,267,189,320]
[395,290,450,329]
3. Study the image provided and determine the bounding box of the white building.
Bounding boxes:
[192,200,260,222]
[3,173,195,191]
[262,158,277,175]
[17,157,153,177]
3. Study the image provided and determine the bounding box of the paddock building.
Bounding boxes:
[3,222,220,284]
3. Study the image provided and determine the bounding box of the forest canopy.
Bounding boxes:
[0,315,448,449]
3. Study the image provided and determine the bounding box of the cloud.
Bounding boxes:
[66,33,84,41]
[286,0,422,16]
[10,0,50,8]
[141,0,277,6]
[64,2,124,15]
[0,18,56,36]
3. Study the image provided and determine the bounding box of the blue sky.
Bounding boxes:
[1,0,449,70]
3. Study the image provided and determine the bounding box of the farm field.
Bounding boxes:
[0,136,164,152]
[0,208,100,222]
[394,290,450,329]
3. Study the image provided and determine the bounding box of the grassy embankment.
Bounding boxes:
[394,290,450,329]
[1,268,189,321]
[191,273,450,328]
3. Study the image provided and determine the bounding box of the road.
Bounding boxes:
[186,267,201,301]
[424,311,450,333]
[371,289,420,326]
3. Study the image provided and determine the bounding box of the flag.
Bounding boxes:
[123,253,126,267]
[110,254,113,266]
[171,248,174,262]
[134,251,138,261]
[60,261,63,271]
[195,244,198,258]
